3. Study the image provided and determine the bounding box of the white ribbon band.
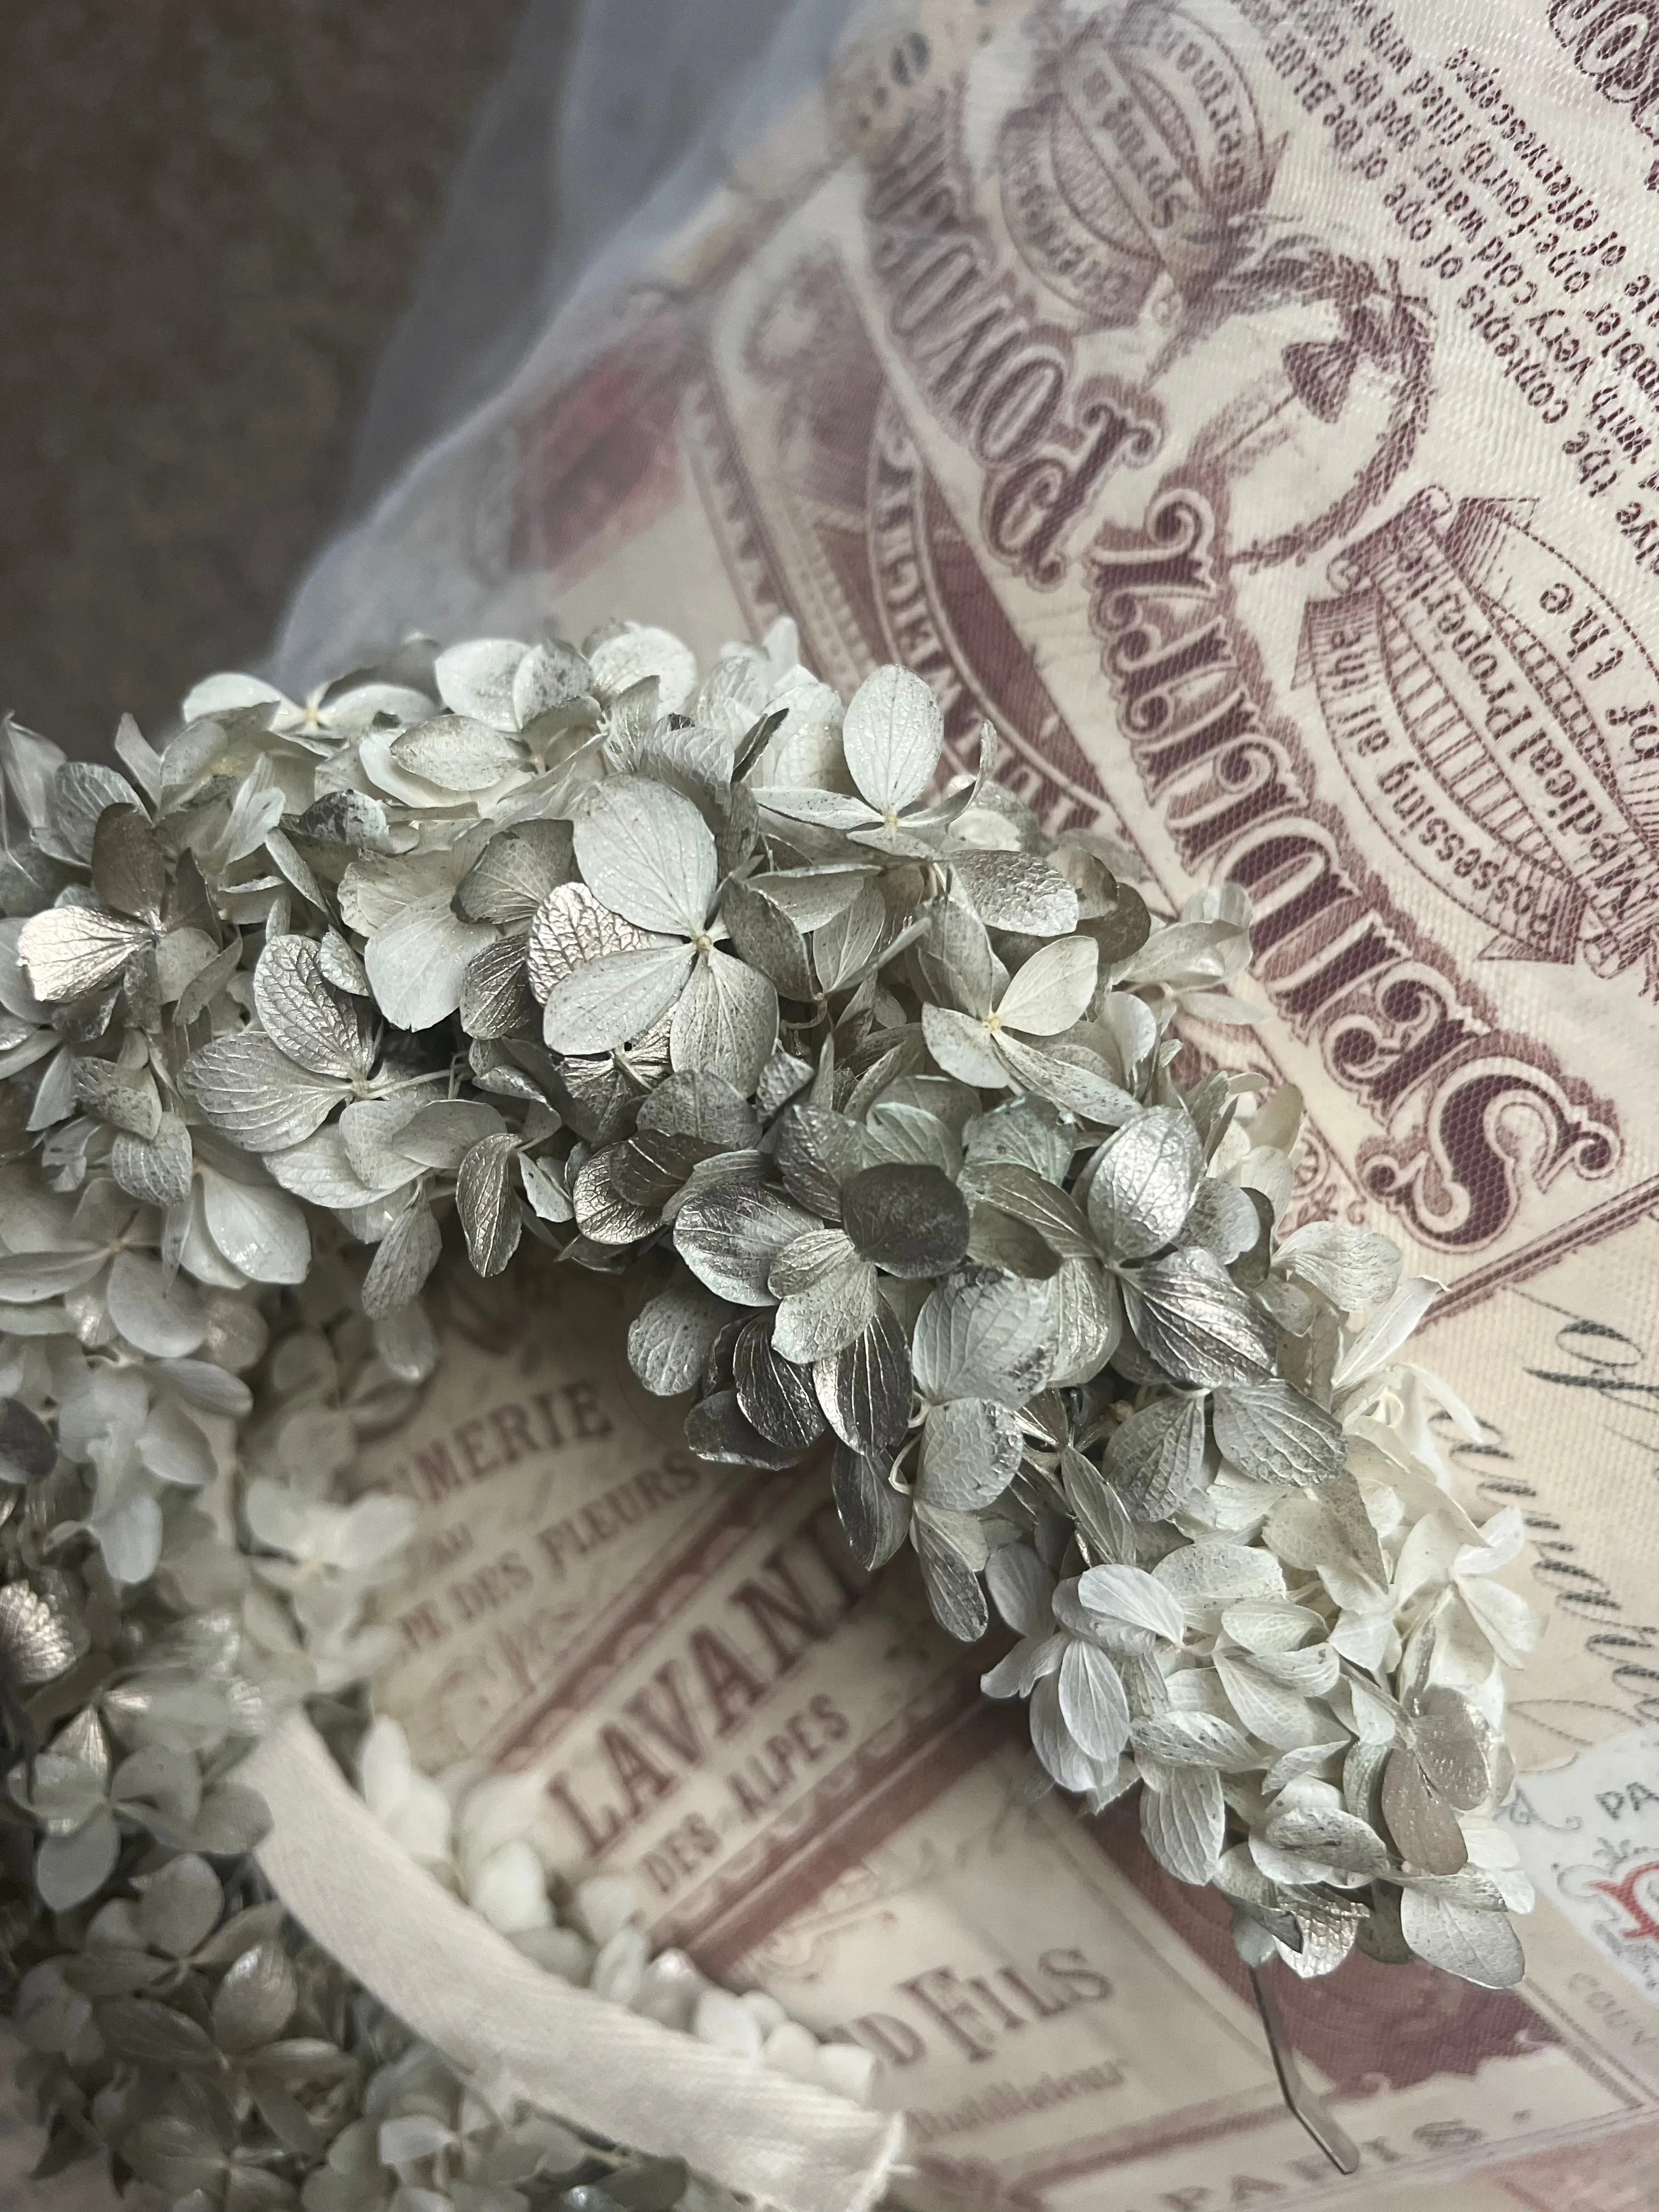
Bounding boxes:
[245,1715,904,2212]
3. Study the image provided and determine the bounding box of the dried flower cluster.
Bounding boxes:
[0,1205,744,2212]
[0,619,1542,2198]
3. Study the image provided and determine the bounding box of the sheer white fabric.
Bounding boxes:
[276,0,858,686]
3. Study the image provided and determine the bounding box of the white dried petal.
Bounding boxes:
[390,714,522,792]
[200,1169,309,1286]
[1261,1804,1391,1883]
[629,1279,729,1396]
[1075,1563,1187,1644]
[1059,1638,1131,1762]
[362,1199,442,1318]
[72,1057,161,1141]
[1087,1108,1203,1260]
[693,1986,764,2060]
[670,949,777,1093]
[434,637,531,726]
[991,1034,1136,1125]
[831,1444,910,1572]
[770,1227,858,1300]
[213,1940,298,2051]
[917,898,996,1018]
[37,1810,122,1911]
[1457,1575,1544,1668]
[986,1544,1053,1638]
[816,2041,877,2104]
[774,1105,863,1216]
[912,1272,1054,1406]
[137,1399,215,1489]
[1105,1396,1207,1520]
[513,639,590,724]
[917,1396,1022,1510]
[1400,1889,1523,1988]
[253,936,368,1080]
[588,625,697,714]
[0,1246,99,1303]
[264,1126,387,1209]
[1124,1249,1276,1386]
[754,785,877,836]
[365,896,494,1032]
[518,1152,574,1224]
[138,1854,224,1958]
[686,1389,798,1469]
[675,1181,817,1307]
[1134,1711,1259,1770]
[842,664,941,814]
[734,1324,823,1452]
[996,936,1097,1036]
[811,883,887,995]
[95,1493,162,1585]
[456,1133,522,1278]
[760,2019,823,2084]
[922,1002,1008,1089]
[1410,1688,1492,1809]
[569,1872,643,1947]
[49,760,142,863]
[1215,1656,1323,1753]
[460,935,534,1039]
[1026,1672,1096,1792]
[91,805,166,923]
[395,1100,506,1172]
[1212,1380,1344,1489]
[840,1163,969,1278]
[111,1116,194,1210]
[916,1520,989,1643]
[457,820,575,923]
[862,1099,961,1177]
[471,1841,554,1935]
[544,943,692,1057]
[812,1308,909,1457]
[1155,1541,1286,1628]
[952,850,1078,936]
[1185,1178,1265,1264]
[573,1152,659,1246]
[1142,1764,1225,1885]
[0,1583,82,1684]
[959,1161,1091,1257]
[1332,1277,1441,1390]
[180,670,285,719]
[575,776,715,938]
[1222,1601,1325,1655]
[106,1250,207,1358]
[19,905,149,1002]
[772,1249,878,1365]
[1256,1645,1345,1690]
[1048,1257,1122,1390]
[1381,1749,1469,1875]
[1278,1221,1403,1312]
[720,878,814,1000]
[639,1070,759,1148]
[185,1034,348,1153]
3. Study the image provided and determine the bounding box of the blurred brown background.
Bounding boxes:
[0,0,532,757]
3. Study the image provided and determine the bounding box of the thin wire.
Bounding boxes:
[1249,1964,1361,2175]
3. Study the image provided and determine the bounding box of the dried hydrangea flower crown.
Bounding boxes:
[1,622,1539,2201]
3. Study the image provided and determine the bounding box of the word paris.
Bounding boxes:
[0,623,1539,2201]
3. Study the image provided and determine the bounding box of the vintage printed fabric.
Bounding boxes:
[273,3,1659,2206]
